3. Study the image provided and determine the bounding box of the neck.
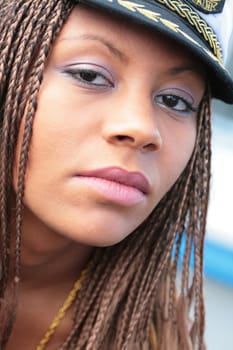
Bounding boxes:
[20,240,92,289]
[11,208,93,290]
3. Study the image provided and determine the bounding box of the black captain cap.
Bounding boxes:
[77,0,233,104]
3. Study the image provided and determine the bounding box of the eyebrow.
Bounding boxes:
[58,34,129,64]
[168,64,203,76]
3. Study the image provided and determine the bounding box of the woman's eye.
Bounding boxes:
[64,65,114,88]
[155,93,197,115]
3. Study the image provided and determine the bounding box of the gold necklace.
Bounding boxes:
[35,267,88,350]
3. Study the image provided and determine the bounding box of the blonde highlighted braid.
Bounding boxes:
[0,1,211,349]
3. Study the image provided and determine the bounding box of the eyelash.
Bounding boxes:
[154,92,197,115]
[64,66,114,88]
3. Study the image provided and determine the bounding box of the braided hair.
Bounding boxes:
[0,1,211,349]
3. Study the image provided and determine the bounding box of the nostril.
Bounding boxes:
[143,143,157,152]
[116,135,134,142]
[142,141,161,152]
[107,131,162,152]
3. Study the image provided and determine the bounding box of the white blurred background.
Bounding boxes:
[204,35,233,350]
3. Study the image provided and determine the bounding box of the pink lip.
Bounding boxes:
[78,167,150,194]
[75,167,150,206]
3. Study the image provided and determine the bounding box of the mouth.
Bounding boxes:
[76,166,150,206]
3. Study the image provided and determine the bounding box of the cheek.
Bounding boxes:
[175,126,196,167]
[172,125,196,175]
[158,119,197,196]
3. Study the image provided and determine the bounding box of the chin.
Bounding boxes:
[66,225,134,248]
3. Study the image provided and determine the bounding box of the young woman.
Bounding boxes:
[0,1,233,349]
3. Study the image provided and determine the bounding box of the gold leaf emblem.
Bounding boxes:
[118,0,144,11]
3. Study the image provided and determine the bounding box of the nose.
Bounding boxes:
[102,95,162,153]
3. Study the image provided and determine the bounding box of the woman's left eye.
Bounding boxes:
[64,64,114,88]
[155,91,197,115]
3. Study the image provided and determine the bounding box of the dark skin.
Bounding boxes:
[6,232,92,349]
[6,4,205,349]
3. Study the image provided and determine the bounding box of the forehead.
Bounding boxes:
[56,4,199,66]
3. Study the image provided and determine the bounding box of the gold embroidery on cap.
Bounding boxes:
[138,8,160,21]
[108,0,222,63]
[191,0,221,12]
[118,0,144,11]
[156,0,222,62]
[160,18,179,31]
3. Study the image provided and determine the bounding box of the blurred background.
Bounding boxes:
[204,35,233,350]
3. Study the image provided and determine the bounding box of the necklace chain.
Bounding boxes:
[35,267,88,350]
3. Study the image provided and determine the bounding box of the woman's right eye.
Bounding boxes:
[64,64,114,89]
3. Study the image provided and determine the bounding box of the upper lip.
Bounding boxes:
[78,166,150,194]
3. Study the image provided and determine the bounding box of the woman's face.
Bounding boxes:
[15,5,205,247]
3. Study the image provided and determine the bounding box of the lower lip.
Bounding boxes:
[77,176,146,206]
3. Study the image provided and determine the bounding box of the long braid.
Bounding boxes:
[191,92,211,349]
[0,1,211,349]
[123,172,194,347]
[0,1,74,346]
